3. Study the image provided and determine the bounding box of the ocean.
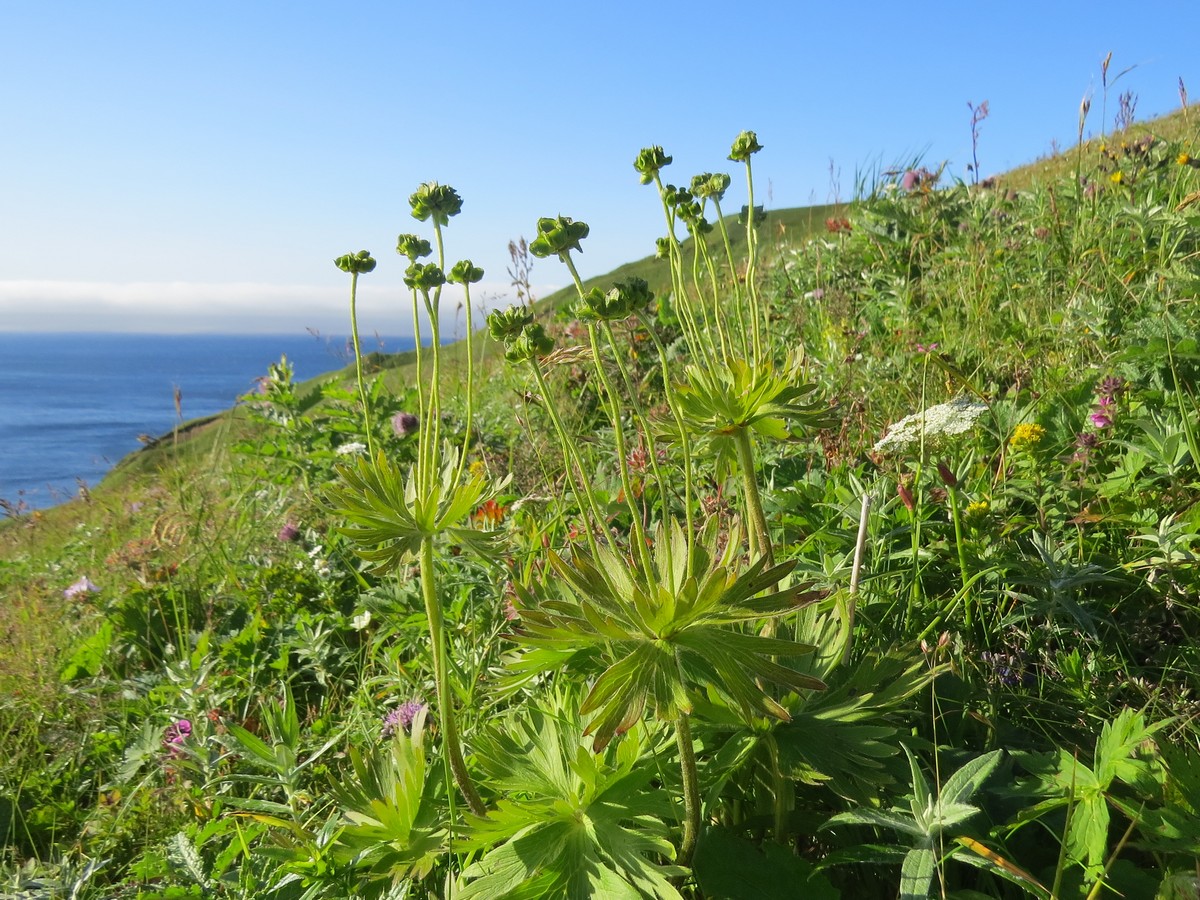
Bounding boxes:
[0,332,414,511]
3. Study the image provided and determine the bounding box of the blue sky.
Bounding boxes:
[1,1,1195,334]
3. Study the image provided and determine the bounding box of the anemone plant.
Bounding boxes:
[666,351,831,565]
[458,690,685,899]
[329,184,498,819]
[506,518,826,863]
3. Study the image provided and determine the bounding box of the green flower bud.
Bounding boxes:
[578,277,655,321]
[728,130,763,162]
[690,172,731,202]
[655,237,671,259]
[528,215,590,258]
[334,250,377,274]
[504,323,555,363]
[396,233,433,261]
[738,204,767,227]
[409,182,463,226]
[487,305,535,342]
[403,262,446,291]
[633,146,673,185]
[448,259,485,284]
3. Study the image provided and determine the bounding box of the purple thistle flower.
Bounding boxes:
[901,170,921,191]
[392,412,420,438]
[64,576,101,599]
[278,522,301,542]
[381,699,427,739]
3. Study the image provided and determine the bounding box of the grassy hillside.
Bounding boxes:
[3,108,1200,899]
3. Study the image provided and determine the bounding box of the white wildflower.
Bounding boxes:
[335,441,367,456]
[873,397,988,455]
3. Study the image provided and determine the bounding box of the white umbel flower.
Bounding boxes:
[873,397,988,455]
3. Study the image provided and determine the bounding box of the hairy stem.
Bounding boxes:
[675,712,701,866]
[734,427,773,567]
[348,271,375,457]
[420,537,485,817]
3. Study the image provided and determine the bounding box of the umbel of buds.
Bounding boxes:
[487,306,554,364]
[448,259,484,285]
[409,182,463,225]
[529,215,589,259]
[633,145,673,184]
[728,130,764,162]
[577,277,654,322]
[503,323,555,364]
[404,262,446,291]
[334,250,376,274]
[690,172,731,202]
[396,233,433,262]
[487,305,535,343]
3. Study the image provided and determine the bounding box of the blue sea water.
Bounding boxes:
[0,332,414,510]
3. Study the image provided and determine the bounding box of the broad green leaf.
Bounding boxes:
[938,749,1003,808]
[825,808,926,839]
[899,846,936,900]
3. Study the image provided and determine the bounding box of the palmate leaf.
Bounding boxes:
[775,649,938,803]
[326,448,507,572]
[459,692,684,899]
[327,710,445,887]
[670,353,832,438]
[508,519,825,750]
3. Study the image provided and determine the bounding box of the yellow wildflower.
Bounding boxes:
[1179,152,1192,166]
[1009,423,1045,451]
[1109,171,1124,185]
[468,459,487,480]
[964,500,991,528]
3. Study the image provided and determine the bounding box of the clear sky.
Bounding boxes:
[1,1,1195,335]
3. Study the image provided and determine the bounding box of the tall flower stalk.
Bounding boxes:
[334,250,379,457]
[330,183,498,818]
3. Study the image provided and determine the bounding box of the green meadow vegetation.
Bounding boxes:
[2,99,1200,899]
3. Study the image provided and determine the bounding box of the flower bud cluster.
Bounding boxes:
[577,277,654,322]
[529,215,590,258]
[409,182,463,225]
[334,250,377,274]
[487,305,555,364]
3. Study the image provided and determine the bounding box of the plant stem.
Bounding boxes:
[742,158,763,366]
[675,711,700,866]
[348,271,375,457]
[528,359,609,558]
[587,323,652,575]
[419,537,485,816]
[635,311,696,543]
[452,281,476,487]
[766,734,789,844]
[841,492,872,666]
[946,485,972,633]
[733,427,773,566]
